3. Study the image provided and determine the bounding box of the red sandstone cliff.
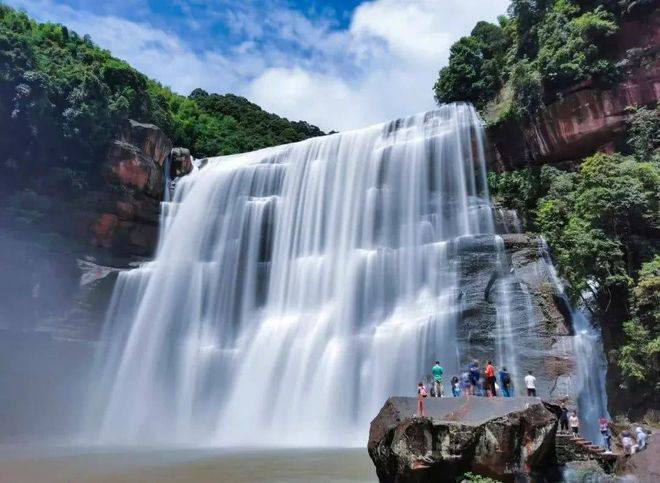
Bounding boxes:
[488,9,660,171]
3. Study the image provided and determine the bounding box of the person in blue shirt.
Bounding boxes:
[432,361,444,397]
[451,376,461,397]
[499,366,512,397]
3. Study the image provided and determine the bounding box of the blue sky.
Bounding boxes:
[8,0,510,131]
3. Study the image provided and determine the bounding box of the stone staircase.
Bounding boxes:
[555,431,619,472]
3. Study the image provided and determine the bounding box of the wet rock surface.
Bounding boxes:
[368,396,558,482]
[453,233,576,403]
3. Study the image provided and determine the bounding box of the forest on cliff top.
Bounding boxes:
[434,0,659,414]
[0,3,323,197]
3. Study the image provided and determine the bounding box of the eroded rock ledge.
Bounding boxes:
[368,396,558,482]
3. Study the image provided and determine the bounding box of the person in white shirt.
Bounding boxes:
[636,427,647,451]
[569,411,580,436]
[524,370,537,397]
[622,432,635,454]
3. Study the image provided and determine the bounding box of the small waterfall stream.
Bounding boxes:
[540,239,610,444]
[88,104,608,447]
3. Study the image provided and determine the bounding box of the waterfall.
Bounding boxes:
[539,239,610,444]
[88,104,602,447]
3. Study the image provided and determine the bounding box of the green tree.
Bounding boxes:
[618,256,660,386]
[434,21,510,110]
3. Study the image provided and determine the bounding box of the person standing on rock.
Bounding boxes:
[468,361,480,395]
[460,371,470,395]
[569,411,580,436]
[431,361,444,397]
[560,406,570,433]
[499,366,512,397]
[485,361,497,397]
[417,382,428,416]
[524,370,537,397]
[451,376,460,397]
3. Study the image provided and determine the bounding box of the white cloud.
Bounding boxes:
[7,0,510,132]
[247,0,510,130]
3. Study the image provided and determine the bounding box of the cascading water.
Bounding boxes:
[539,240,610,445]
[88,104,605,447]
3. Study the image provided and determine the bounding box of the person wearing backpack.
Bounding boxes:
[499,367,512,397]
[417,382,428,416]
[468,361,480,395]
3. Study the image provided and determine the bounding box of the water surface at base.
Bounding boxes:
[0,446,375,483]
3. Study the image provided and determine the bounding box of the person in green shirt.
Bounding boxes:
[432,361,444,397]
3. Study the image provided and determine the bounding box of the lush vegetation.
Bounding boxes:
[618,256,659,385]
[489,106,660,395]
[0,4,323,200]
[458,472,501,483]
[434,0,654,122]
[443,0,659,412]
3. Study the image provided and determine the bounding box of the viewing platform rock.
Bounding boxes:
[368,396,560,482]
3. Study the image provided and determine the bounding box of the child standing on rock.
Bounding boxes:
[417,382,427,417]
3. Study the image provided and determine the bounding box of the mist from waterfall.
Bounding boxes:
[87,104,605,447]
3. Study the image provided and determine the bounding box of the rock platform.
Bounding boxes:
[368,396,558,482]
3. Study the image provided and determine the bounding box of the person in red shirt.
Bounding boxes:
[485,361,497,397]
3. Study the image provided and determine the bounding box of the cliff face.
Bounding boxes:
[91,119,173,257]
[488,10,660,171]
[0,120,186,338]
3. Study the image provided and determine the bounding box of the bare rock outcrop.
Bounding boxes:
[368,396,558,482]
[91,119,173,256]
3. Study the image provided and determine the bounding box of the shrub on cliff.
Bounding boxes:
[490,152,659,305]
[434,20,510,110]
[618,256,659,389]
[434,0,622,120]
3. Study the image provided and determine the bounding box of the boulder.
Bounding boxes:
[119,119,172,167]
[171,147,193,177]
[368,396,558,482]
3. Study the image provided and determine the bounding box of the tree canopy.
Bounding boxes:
[433,0,653,121]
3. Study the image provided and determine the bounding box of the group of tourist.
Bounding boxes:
[417,361,538,402]
[620,427,648,455]
[416,360,541,416]
[417,360,652,455]
[556,407,649,455]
